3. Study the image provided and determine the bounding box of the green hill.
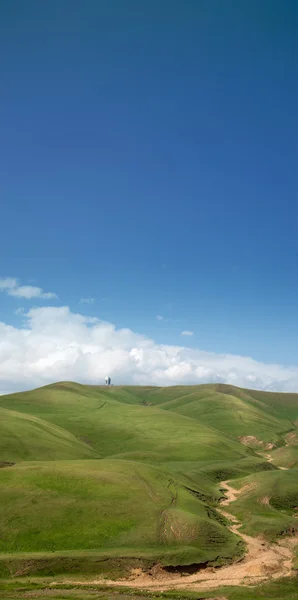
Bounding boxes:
[0,383,253,466]
[0,407,97,462]
[108,383,294,445]
[224,469,298,539]
[0,459,242,565]
[0,381,297,580]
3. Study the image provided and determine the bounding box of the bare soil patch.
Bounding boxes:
[259,495,270,506]
[238,436,276,451]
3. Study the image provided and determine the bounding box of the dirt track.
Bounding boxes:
[65,478,298,591]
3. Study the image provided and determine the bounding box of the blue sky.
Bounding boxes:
[0,1,297,392]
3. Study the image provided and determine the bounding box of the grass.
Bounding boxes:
[0,384,250,465]
[0,380,297,590]
[146,387,292,444]
[269,431,298,469]
[110,383,295,444]
[1,579,298,600]
[0,459,242,566]
[271,445,298,469]
[224,469,298,539]
[0,407,97,462]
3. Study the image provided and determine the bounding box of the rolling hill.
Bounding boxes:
[0,381,297,589]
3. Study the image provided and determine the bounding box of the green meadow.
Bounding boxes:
[0,382,297,595]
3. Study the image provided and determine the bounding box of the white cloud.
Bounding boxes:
[181,330,194,336]
[80,297,95,304]
[0,277,57,300]
[0,278,17,290]
[0,305,298,394]
[156,315,164,321]
[9,286,57,299]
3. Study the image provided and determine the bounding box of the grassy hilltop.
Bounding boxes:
[0,381,297,587]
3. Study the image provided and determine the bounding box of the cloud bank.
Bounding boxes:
[0,305,298,395]
[0,278,57,300]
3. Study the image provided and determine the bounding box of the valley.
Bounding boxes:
[0,382,297,600]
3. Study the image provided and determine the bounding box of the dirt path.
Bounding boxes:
[219,480,240,505]
[257,451,289,470]
[63,478,298,592]
[264,453,274,463]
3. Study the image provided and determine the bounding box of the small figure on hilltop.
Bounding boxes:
[105,376,111,386]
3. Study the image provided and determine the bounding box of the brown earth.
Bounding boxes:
[285,432,298,446]
[259,495,270,506]
[238,436,276,451]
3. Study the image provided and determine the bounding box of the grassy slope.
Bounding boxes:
[0,460,241,565]
[0,381,297,576]
[224,469,298,539]
[2,581,298,600]
[129,384,294,444]
[270,445,298,469]
[153,390,291,442]
[0,383,249,566]
[0,384,252,466]
[0,407,96,461]
[242,387,298,424]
